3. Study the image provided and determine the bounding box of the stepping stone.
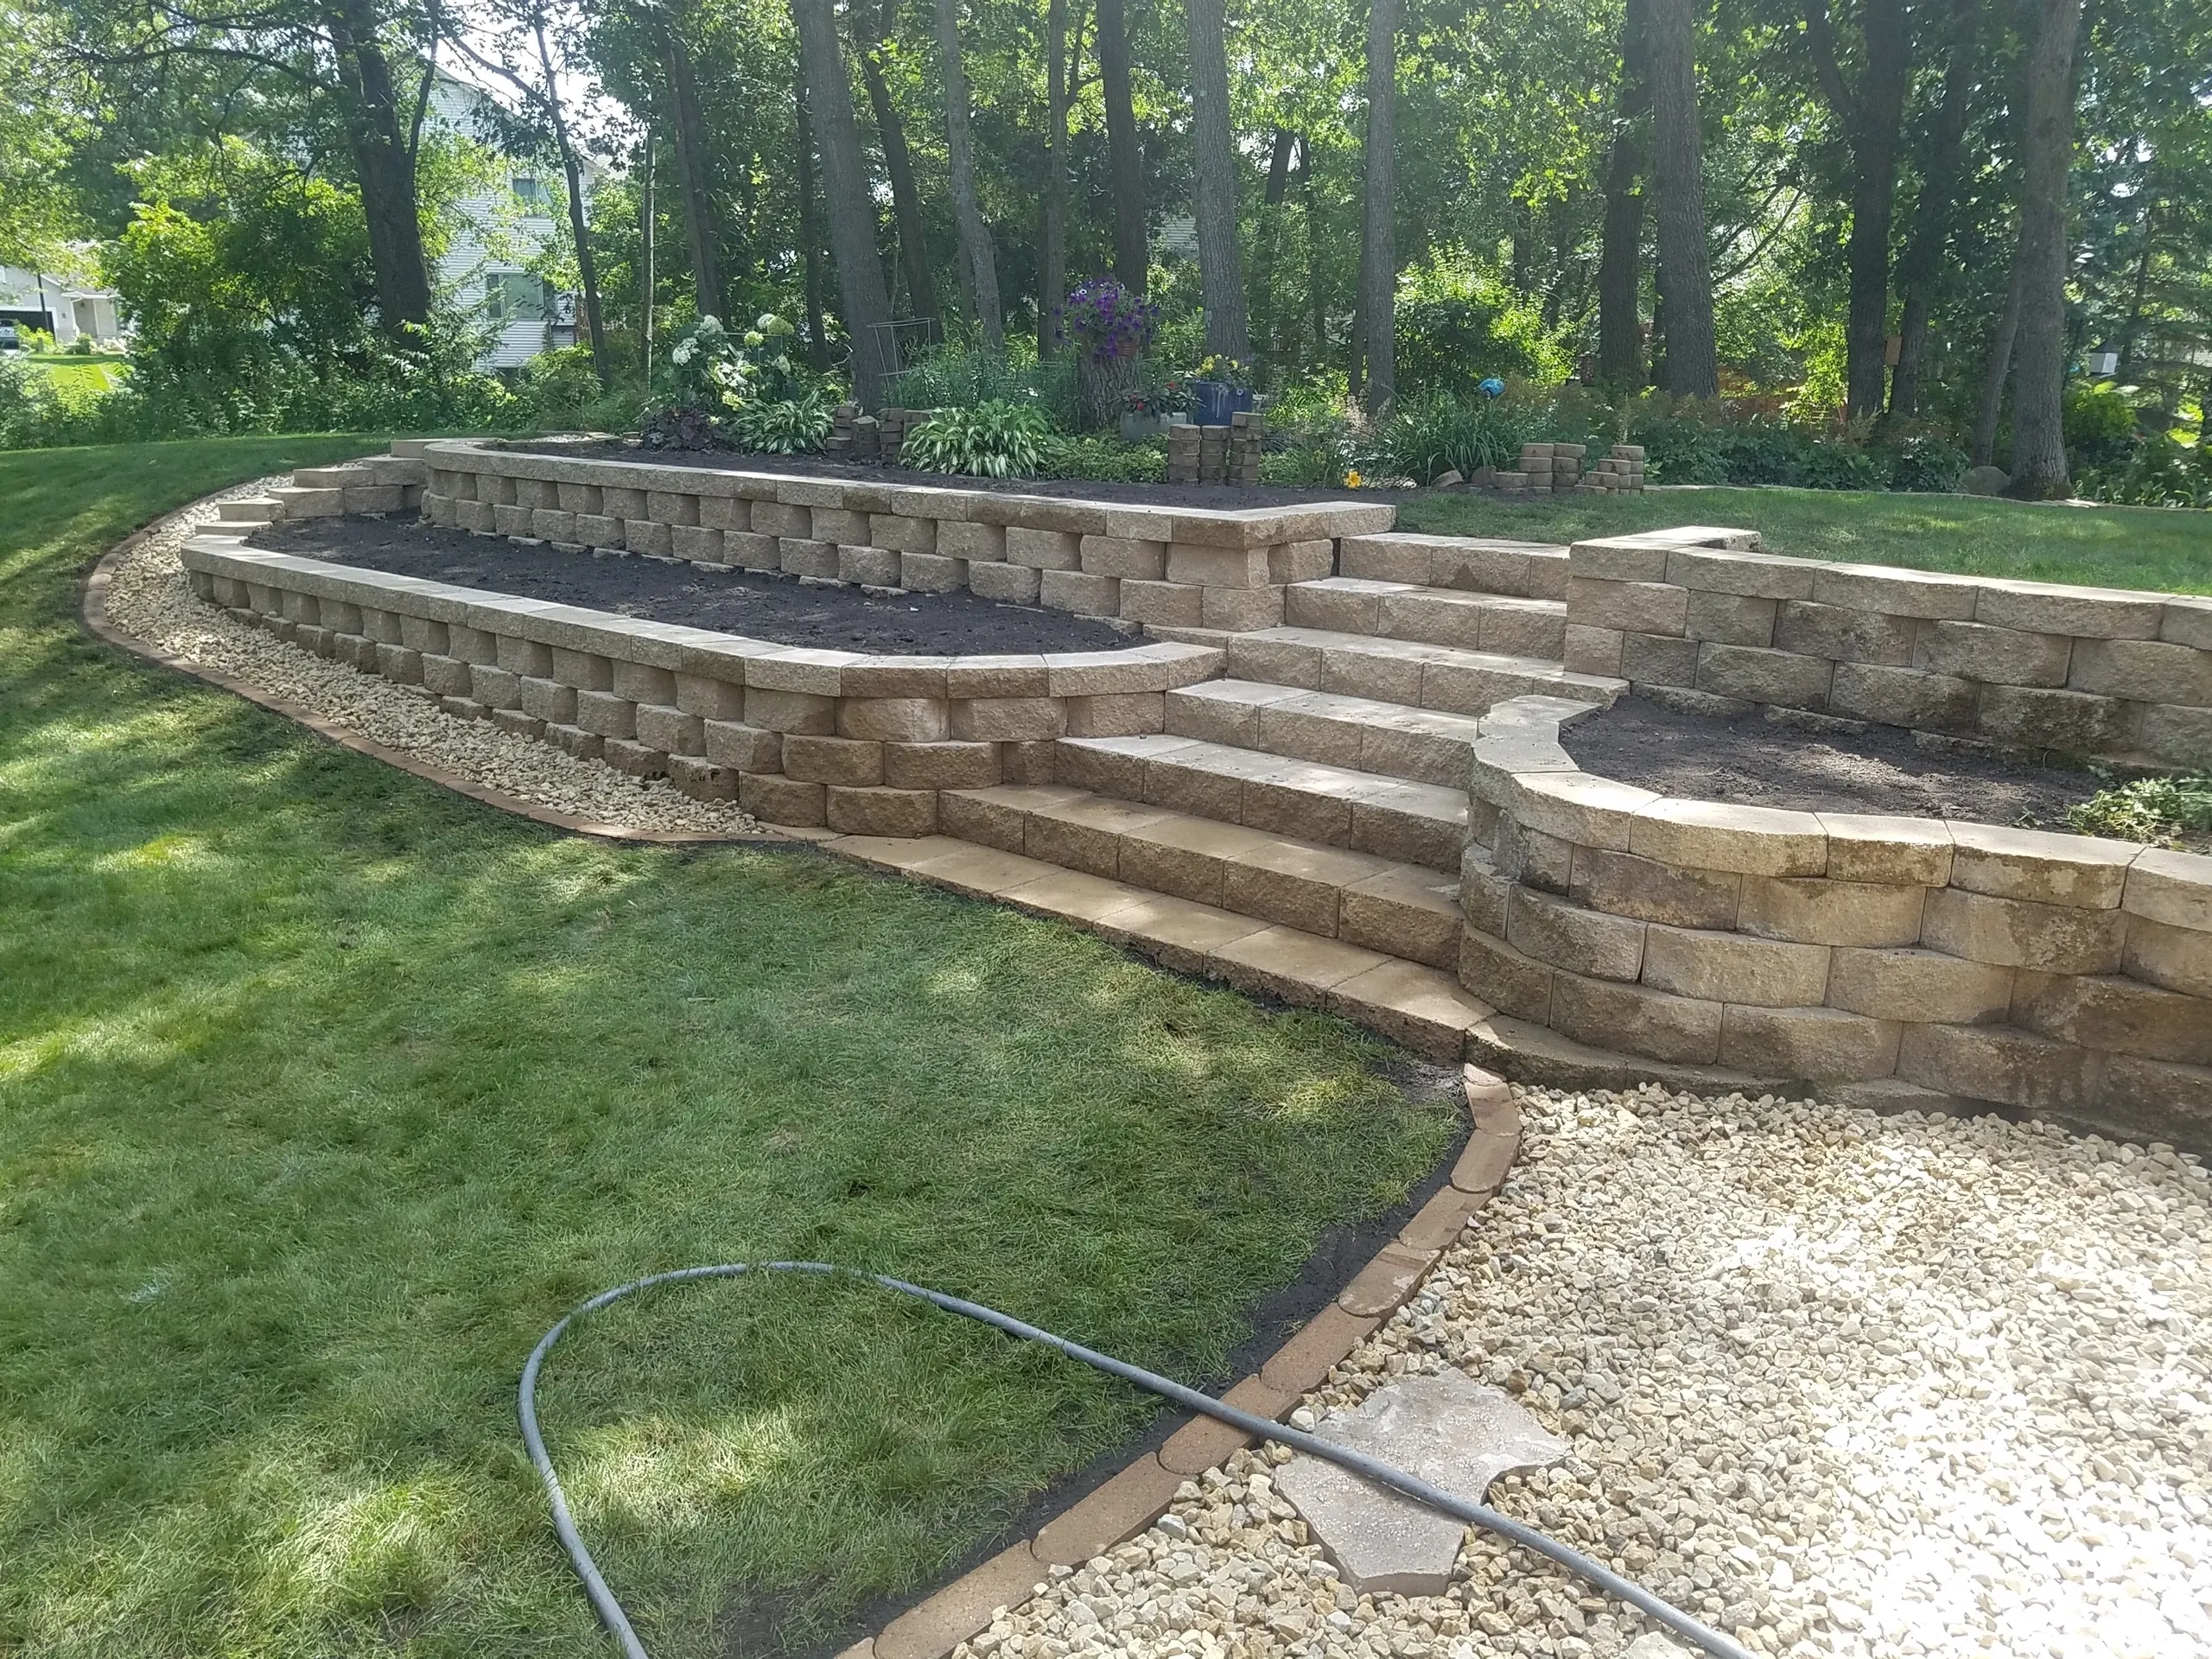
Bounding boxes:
[1276,1368,1569,1596]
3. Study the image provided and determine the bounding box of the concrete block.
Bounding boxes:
[1975,684,2124,754]
[1684,589,1778,646]
[723,532,780,571]
[750,502,809,538]
[1456,931,1554,1023]
[1064,692,1165,736]
[778,539,841,580]
[1774,601,1918,665]
[622,518,674,557]
[1200,585,1287,631]
[1816,812,1955,886]
[1920,887,2126,975]
[2122,847,2212,932]
[1719,1004,1900,1079]
[1809,564,1979,620]
[676,672,747,721]
[518,677,578,723]
[1947,822,2136,909]
[868,514,938,557]
[739,772,827,826]
[702,721,783,772]
[666,755,738,800]
[1915,620,2072,687]
[1974,579,2164,640]
[2121,914,2212,1000]
[1494,815,1573,893]
[1663,547,1815,600]
[2068,637,2212,707]
[882,741,1000,790]
[1569,846,1741,931]
[1827,662,1979,730]
[1166,543,1271,588]
[1118,580,1206,629]
[1628,798,1827,877]
[949,697,1065,742]
[1040,569,1121,616]
[808,506,867,544]
[2011,971,2212,1066]
[373,643,423,683]
[1620,631,1700,687]
[1078,535,1167,580]
[938,520,1007,562]
[530,508,576,543]
[1268,539,1337,584]
[745,688,838,735]
[1897,1021,2100,1114]
[1737,875,1925,946]
[1504,886,1648,981]
[1562,625,1625,677]
[2131,702,2212,767]
[784,735,885,785]
[838,545,903,587]
[2162,597,2212,651]
[1567,536,1672,582]
[898,551,967,593]
[612,661,676,705]
[601,486,647,518]
[2096,1055,2212,1141]
[1695,643,1834,709]
[1005,526,1081,569]
[1827,947,2013,1023]
[575,690,638,740]
[697,494,748,531]
[1567,577,1688,636]
[634,703,705,756]
[497,635,554,677]
[1513,773,1661,852]
[470,664,522,709]
[968,561,1042,603]
[1548,971,1725,1065]
[1640,924,1830,1007]
[836,698,950,743]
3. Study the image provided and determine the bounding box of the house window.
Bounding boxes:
[484,273,553,323]
[512,175,550,207]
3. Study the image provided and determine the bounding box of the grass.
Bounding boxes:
[1396,485,2212,595]
[0,437,1458,1657]
[20,353,126,401]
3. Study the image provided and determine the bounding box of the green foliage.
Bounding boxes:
[899,398,1057,476]
[2079,434,2212,509]
[1369,391,1535,481]
[2062,378,2142,464]
[889,343,1080,430]
[1035,432,1168,482]
[1392,259,1573,397]
[2067,771,2212,851]
[728,389,836,453]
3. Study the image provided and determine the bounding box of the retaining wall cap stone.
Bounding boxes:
[1814,812,1955,887]
[2162,597,2212,651]
[2123,848,2212,933]
[1627,798,1828,877]
[1945,822,2142,909]
[1510,771,1661,850]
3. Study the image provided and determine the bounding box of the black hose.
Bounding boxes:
[519,1262,1756,1659]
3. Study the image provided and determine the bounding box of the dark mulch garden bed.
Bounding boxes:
[512,439,1404,511]
[1562,693,2102,828]
[245,514,1140,655]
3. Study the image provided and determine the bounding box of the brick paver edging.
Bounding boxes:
[836,1065,1520,1659]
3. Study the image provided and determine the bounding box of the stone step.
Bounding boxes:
[293,464,375,488]
[828,830,1491,1059]
[936,785,1468,971]
[1221,627,1624,718]
[1052,734,1469,871]
[1338,533,1569,600]
[269,484,345,518]
[1165,680,1489,789]
[217,499,282,522]
[1286,576,1567,659]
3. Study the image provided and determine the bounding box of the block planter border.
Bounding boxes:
[1455,696,2212,1148]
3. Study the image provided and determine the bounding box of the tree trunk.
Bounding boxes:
[534,12,607,384]
[2115,198,2156,377]
[793,0,897,405]
[1887,0,1976,421]
[2005,0,2082,497]
[1254,127,1294,356]
[1096,0,1146,292]
[1596,0,1650,387]
[1185,0,1249,359]
[660,30,725,318]
[794,60,830,371]
[855,0,940,332]
[1301,137,1325,357]
[1039,0,1070,353]
[1356,0,1397,417]
[325,0,434,333]
[640,141,656,392]
[936,0,1002,353]
[1645,0,1717,397]
[1804,0,1909,421]
[1971,254,2023,468]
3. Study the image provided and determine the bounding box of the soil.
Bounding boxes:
[245,514,1140,655]
[507,438,1408,511]
[1562,693,2103,829]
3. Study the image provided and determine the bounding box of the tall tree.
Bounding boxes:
[935,0,1001,351]
[1971,251,2023,467]
[1802,0,1911,420]
[1253,127,1294,354]
[792,0,895,404]
[658,24,725,316]
[1886,0,1977,421]
[1038,0,1071,350]
[1356,0,1398,416]
[1096,0,1146,292]
[1596,0,1650,387]
[793,60,829,369]
[1646,0,1718,396]
[1185,0,1249,358]
[854,0,940,327]
[2005,0,2082,496]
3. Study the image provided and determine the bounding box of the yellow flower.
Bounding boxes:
[1344,470,1363,488]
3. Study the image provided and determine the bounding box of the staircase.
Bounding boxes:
[216,447,430,529]
[833,532,1627,1058]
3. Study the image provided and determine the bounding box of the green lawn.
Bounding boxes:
[21,353,126,401]
[1396,485,2212,595]
[0,439,1456,1657]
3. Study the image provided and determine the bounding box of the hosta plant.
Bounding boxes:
[899,400,1056,477]
[729,389,835,454]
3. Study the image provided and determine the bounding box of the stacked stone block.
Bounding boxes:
[1167,423,1202,484]
[1458,697,2212,1140]
[1560,530,2212,768]
[181,537,1225,839]
[1578,445,1646,493]
[1229,411,1264,486]
[416,439,1389,638]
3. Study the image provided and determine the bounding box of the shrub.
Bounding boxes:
[899,399,1056,476]
[2062,378,2140,465]
[1392,259,1573,396]
[2067,771,2212,851]
[1885,432,1970,493]
[1370,391,1533,481]
[729,390,835,454]
[1036,433,1166,483]
[2078,434,2212,509]
[893,343,1079,431]
[1798,442,1891,492]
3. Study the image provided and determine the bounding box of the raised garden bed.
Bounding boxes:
[245,515,1137,656]
[1560,692,2101,828]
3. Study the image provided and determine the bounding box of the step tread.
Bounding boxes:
[1224,628,1624,708]
[1171,678,1490,739]
[827,830,1491,1059]
[1163,679,1490,788]
[1292,575,1564,612]
[1061,733,1469,822]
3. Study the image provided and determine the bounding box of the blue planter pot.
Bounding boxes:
[1192,381,1255,426]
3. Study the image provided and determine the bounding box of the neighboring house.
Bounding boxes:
[0,264,122,347]
[421,65,600,370]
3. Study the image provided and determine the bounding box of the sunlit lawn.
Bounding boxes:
[0,439,1457,1656]
[1398,484,2212,595]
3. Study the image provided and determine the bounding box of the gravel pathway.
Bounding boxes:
[967,1087,2212,1659]
[99,486,764,837]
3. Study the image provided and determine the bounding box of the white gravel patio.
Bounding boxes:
[963,1085,2211,1659]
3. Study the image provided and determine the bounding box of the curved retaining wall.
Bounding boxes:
[1560,533,2212,768]
[179,539,1223,836]
[417,439,1394,634]
[1455,702,2212,1142]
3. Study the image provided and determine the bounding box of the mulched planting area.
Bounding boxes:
[516,439,1407,510]
[1563,693,2102,827]
[246,513,1138,654]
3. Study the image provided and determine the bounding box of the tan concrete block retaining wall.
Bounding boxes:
[416,440,1393,635]
[1561,532,2212,767]
[1457,700,2212,1143]
[179,539,1224,836]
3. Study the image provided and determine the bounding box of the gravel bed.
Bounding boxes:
[965,1088,2212,1659]
[99,486,764,837]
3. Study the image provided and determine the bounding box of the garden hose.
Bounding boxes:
[520,1262,1757,1659]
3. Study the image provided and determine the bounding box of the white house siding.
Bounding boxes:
[0,265,121,346]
